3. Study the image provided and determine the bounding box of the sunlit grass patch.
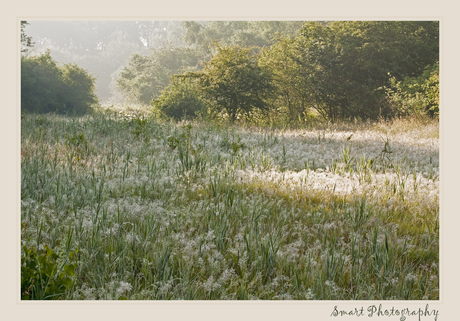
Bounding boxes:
[21,111,439,300]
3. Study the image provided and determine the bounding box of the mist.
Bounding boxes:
[24,21,186,103]
[23,21,304,104]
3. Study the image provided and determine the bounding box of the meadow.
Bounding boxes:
[20,106,439,300]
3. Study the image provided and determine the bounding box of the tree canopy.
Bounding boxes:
[181,21,304,48]
[256,21,439,122]
[22,51,98,115]
[295,21,438,120]
[114,45,203,104]
[23,20,439,122]
[185,45,273,122]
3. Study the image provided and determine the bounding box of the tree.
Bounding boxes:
[60,63,99,114]
[182,21,304,49]
[24,21,150,102]
[21,51,97,115]
[293,21,439,121]
[384,62,439,118]
[259,35,310,123]
[187,44,273,122]
[152,76,206,120]
[21,21,34,55]
[114,45,202,104]
[21,52,63,113]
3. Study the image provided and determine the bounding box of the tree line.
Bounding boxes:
[118,21,438,123]
[149,21,439,124]
[21,21,439,123]
[21,21,188,101]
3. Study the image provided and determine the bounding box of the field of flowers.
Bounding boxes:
[20,106,439,300]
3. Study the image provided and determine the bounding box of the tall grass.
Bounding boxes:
[21,107,439,300]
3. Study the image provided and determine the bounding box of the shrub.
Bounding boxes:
[384,62,439,118]
[114,46,202,105]
[151,76,206,120]
[289,21,438,121]
[21,241,78,300]
[21,51,98,115]
[187,44,274,123]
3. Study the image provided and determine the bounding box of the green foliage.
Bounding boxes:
[165,123,207,173]
[152,76,206,120]
[65,132,87,147]
[384,62,439,118]
[21,242,78,300]
[21,21,34,55]
[166,123,193,151]
[114,45,202,104]
[112,21,304,107]
[182,21,252,47]
[284,21,439,121]
[21,51,97,115]
[220,133,246,154]
[187,44,274,122]
[21,52,62,113]
[259,35,309,124]
[60,63,99,114]
[177,21,439,124]
[182,21,304,48]
[130,116,149,138]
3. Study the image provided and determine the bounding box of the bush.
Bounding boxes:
[21,241,78,300]
[384,62,439,118]
[290,21,438,121]
[114,46,203,105]
[151,76,206,120]
[21,51,98,115]
[187,44,274,123]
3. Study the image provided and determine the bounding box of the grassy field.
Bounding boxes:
[20,106,439,300]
